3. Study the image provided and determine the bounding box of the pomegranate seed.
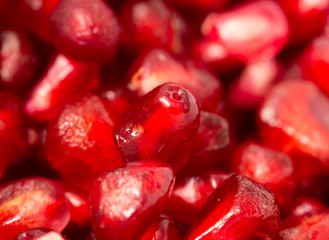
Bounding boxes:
[0,29,40,89]
[277,213,329,240]
[278,0,329,45]
[284,197,325,220]
[190,40,245,74]
[228,58,280,109]
[60,181,89,228]
[127,48,221,112]
[89,161,175,240]
[120,0,187,54]
[188,111,230,171]
[201,0,289,61]
[166,172,229,225]
[50,0,121,62]
[300,35,329,97]
[141,217,187,240]
[45,94,124,190]
[186,174,280,240]
[0,177,70,239]
[114,82,200,173]
[24,54,100,121]
[14,228,68,240]
[0,92,28,169]
[232,142,296,205]
[258,80,329,180]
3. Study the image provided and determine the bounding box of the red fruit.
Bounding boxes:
[120,0,187,54]
[14,228,68,240]
[89,161,175,240]
[228,58,280,109]
[190,40,244,74]
[114,82,200,173]
[45,94,124,190]
[141,217,187,240]
[258,80,329,180]
[166,172,229,225]
[25,54,100,121]
[128,48,221,111]
[233,142,295,205]
[0,29,39,89]
[0,92,28,172]
[187,111,230,171]
[277,212,329,240]
[284,197,325,220]
[86,231,98,240]
[201,0,289,61]
[300,35,329,97]
[186,174,280,240]
[60,182,89,228]
[0,177,70,239]
[50,0,121,62]
[278,0,329,45]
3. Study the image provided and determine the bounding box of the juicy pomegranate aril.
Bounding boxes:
[89,161,175,240]
[120,0,187,54]
[186,174,280,240]
[0,177,70,240]
[50,0,121,62]
[201,0,289,61]
[25,54,100,121]
[127,48,221,112]
[114,82,200,173]
[232,142,296,205]
[45,94,124,190]
[165,172,229,226]
[258,80,329,179]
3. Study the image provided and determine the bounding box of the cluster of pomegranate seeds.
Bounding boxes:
[2,0,329,239]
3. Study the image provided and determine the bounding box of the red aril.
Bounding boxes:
[258,80,329,180]
[232,142,296,205]
[165,172,229,225]
[24,54,100,121]
[0,29,40,90]
[0,92,28,171]
[186,174,280,240]
[127,48,221,112]
[228,58,280,109]
[0,177,70,239]
[114,82,200,173]
[201,0,289,61]
[50,0,121,62]
[187,111,230,171]
[278,0,329,45]
[89,161,175,240]
[277,212,329,240]
[45,94,124,190]
[300,35,329,97]
[120,0,187,54]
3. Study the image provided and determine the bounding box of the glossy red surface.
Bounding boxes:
[114,82,200,173]
[45,94,124,190]
[186,174,280,240]
[89,161,175,240]
[0,177,70,239]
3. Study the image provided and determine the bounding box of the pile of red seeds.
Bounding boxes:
[1,0,329,239]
